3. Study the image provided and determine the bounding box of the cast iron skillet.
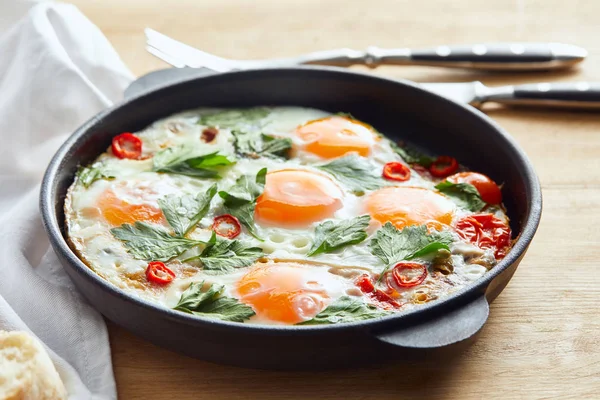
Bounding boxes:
[40,67,542,369]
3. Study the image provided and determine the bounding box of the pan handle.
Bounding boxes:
[373,294,489,348]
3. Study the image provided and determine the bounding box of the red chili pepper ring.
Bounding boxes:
[112,132,143,160]
[212,214,242,239]
[391,262,428,288]
[382,162,411,182]
[429,156,459,177]
[146,261,175,285]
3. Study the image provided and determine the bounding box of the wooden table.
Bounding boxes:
[70,0,600,398]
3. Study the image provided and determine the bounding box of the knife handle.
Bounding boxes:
[367,43,586,71]
[481,82,600,109]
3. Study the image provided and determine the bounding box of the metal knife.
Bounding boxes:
[145,28,586,72]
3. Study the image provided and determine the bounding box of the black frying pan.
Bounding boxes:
[40,67,542,369]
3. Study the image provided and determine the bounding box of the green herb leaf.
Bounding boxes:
[308,215,371,256]
[219,168,266,204]
[174,281,255,322]
[198,108,270,130]
[152,145,195,169]
[335,112,356,119]
[174,280,222,311]
[186,154,233,169]
[391,142,435,167]
[225,202,258,237]
[218,168,266,238]
[158,184,218,236]
[111,221,203,261]
[370,223,454,277]
[434,181,486,212]
[153,146,234,178]
[409,242,451,259]
[317,154,383,196]
[76,163,115,188]
[184,232,264,273]
[298,296,390,325]
[190,297,256,322]
[233,131,292,159]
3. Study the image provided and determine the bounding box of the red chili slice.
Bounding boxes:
[212,214,242,239]
[429,156,459,177]
[356,274,375,293]
[371,289,400,309]
[382,162,411,182]
[455,213,511,259]
[146,261,175,285]
[112,133,143,159]
[392,262,428,288]
[355,274,401,309]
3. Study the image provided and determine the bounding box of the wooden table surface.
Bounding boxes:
[70,0,600,398]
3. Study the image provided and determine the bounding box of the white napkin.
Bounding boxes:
[0,2,134,399]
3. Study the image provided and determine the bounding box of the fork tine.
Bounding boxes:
[146,45,187,68]
[144,28,232,72]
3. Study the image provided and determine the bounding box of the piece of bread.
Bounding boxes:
[0,330,67,400]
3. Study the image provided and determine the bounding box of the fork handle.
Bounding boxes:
[480,82,600,109]
[300,43,586,71]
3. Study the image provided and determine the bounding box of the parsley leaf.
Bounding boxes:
[153,146,234,178]
[391,142,435,167]
[435,181,486,212]
[184,232,264,273]
[218,168,266,238]
[197,107,270,130]
[335,112,356,119]
[110,221,203,261]
[174,281,255,322]
[190,297,255,322]
[174,280,221,311]
[298,296,390,325]
[308,215,371,256]
[76,163,115,188]
[370,223,454,278]
[158,184,218,236]
[233,131,292,159]
[317,154,384,196]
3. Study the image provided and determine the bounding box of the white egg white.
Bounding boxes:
[65,106,510,325]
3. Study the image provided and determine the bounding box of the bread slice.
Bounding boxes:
[0,331,67,400]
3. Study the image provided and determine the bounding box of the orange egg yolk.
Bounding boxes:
[365,187,455,229]
[255,169,343,228]
[236,263,331,324]
[97,189,163,226]
[295,115,377,159]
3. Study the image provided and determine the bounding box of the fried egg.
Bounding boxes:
[255,169,344,228]
[65,106,512,325]
[236,262,346,324]
[294,115,378,159]
[365,186,456,230]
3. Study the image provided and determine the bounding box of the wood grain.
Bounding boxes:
[69,0,600,398]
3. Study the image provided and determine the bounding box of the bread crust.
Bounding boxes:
[0,331,67,400]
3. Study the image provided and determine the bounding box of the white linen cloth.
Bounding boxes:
[0,2,133,398]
